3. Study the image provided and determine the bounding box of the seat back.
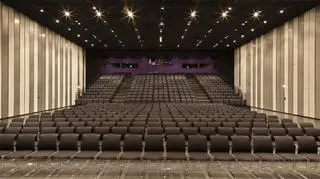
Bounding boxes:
[210,135,229,152]
[0,134,16,150]
[231,136,251,153]
[166,135,185,151]
[296,136,317,153]
[274,136,295,153]
[252,136,273,153]
[101,134,121,151]
[81,134,100,151]
[188,135,207,152]
[15,134,37,150]
[38,134,58,150]
[144,135,164,151]
[59,134,79,150]
[123,134,142,151]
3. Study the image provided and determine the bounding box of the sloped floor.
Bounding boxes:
[0,160,319,178]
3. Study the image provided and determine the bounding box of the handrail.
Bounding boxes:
[0,105,76,121]
[250,106,320,121]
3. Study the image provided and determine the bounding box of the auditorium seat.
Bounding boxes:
[143,135,164,160]
[4,127,21,134]
[252,136,284,161]
[50,134,79,159]
[296,136,320,162]
[166,135,187,160]
[147,127,163,135]
[210,135,235,161]
[274,136,307,162]
[120,134,143,160]
[27,134,58,159]
[305,128,320,140]
[41,127,57,134]
[199,127,216,140]
[187,135,209,161]
[231,136,259,161]
[3,134,37,159]
[0,134,16,157]
[21,127,39,134]
[74,134,100,159]
[97,134,121,160]
[252,128,269,136]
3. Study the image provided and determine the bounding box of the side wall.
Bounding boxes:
[234,6,320,118]
[0,2,86,118]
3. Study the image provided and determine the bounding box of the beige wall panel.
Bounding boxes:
[257,39,261,107]
[316,7,320,118]
[303,11,310,116]
[246,44,251,105]
[8,6,14,116]
[293,18,299,114]
[272,29,277,110]
[284,23,289,113]
[253,40,257,107]
[250,42,254,106]
[13,11,20,115]
[24,15,30,115]
[1,5,9,117]
[45,28,49,110]
[287,21,294,114]
[260,36,264,108]
[308,9,316,118]
[0,2,2,117]
[33,23,38,112]
[297,15,304,116]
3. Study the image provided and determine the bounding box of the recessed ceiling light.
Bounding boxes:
[228,7,232,11]
[77,34,80,37]
[220,40,223,43]
[40,9,44,13]
[78,22,81,25]
[226,44,230,47]
[96,10,102,18]
[241,35,245,38]
[103,20,107,23]
[280,10,284,14]
[135,28,138,32]
[64,10,71,17]
[55,19,60,23]
[85,40,88,43]
[159,36,162,42]
[221,11,228,18]
[161,7,164,10]
[177,44,180,48]
[251,28,255,32]
[181,36,184,39]
[111,29,114,33]
[208,29,212,33]
[68,28,71,31]
[216,21,220,24]
[160,29,162,33]
[224,36,228,39]
[160,22,164,26]
[234,29,238,31]
[263,20,268,24]
[84,28,88,31]
[190,10,197,19]
[91,44,94,47]
[124,7,135,20]
[92,6,96,10]
[115,35,118,37]
[253,10,261,18]
[233,40,237,43]
[187,21,191,26]
[204,35,207,38]
[242,23,245,26]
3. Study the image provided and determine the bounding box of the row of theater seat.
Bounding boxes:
[0,133,319,161]
[1,126,319,141]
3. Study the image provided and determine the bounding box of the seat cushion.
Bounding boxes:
[188,152,210,161]
[143,152,163,160]
[211,152,235,161]
[50,151,78,159]
[233,153,260,161]
[278,153,308,162]
[27,150,56,159]
[255,153,285,162]
[97,151,120,160]
[120,152,141,160]
[166,152,187,160]
[3,150,33,159]
[73,151,99,159]
[301,153,320,162]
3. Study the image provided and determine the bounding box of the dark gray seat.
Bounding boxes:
[217,127,234,138]
[274,136,307,162]
[120,134,142,160]
[166,135,186,160]
[132,122,146,127]
[0,134,16,157]
[199,127,216,140]
[3,134,37,159]
[165,127,180,135]
[4,127,21,134]
[252,128,268,136]
[128,127,145,136]
[58,127,75,134]
[40,127,57,133]
[86,121,101,127]
[252,136,284,161]
[287,128,304,139]
[21,127,39,134]
[50,134,79,159]
[296,136,320,162]
[27,134,58,159]
[269,128,287,139]
[305,128,320,140]
[97,134,121,160]
[93,127,110,137]
[188,135,209,161]
[74,134,100,159]
[40,122,55,127]
[75,127,92,137]
[143,135,164,160]
[231,136,259,161]
[147,127,163,135]
[210,135,235,161]
[182,127,198,140]
[235,128,251,136]
[111,127,127,139]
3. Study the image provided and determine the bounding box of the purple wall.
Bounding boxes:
[101,57,217,74]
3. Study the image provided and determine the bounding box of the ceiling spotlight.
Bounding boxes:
[77,34,80,37]
[224,36,228,39]
[85,40,88,43]
[208,29,212,33]
[124,7,135,20]
[92,6,96,10]
[280,10,284,14]
[64,10,71,18]
[103,20,107,23]
[221,11,229,19]
[253,10,262,18]
[251,28,255,32]
[187,21,191,26]
[185,29,188,32]
[55,19,60,23]
[234,28,238,31]
[84,28,88,31]
[68,28,71,31]
[96,10,103,18]
[40,9,44,13]
[91,44,94,47]
[160,22,164,26]
[78,22,81,25]
[137,35,140,39]
[181,35,184,39]
[233,40,237,43]
[177,44,180,48]
[263,20,268,24]
[216,21,220,24]
[226,44,230,47]
[241,35,245,38]
[111,29,114,33]
[160,29,163,33]
[242,23,245,26]
[228,7,232,11]
[161,7,164,10]
[159,36,162,43]
[135,28,138,32]
[189,10,198,19]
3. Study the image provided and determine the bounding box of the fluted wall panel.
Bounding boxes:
[234,6,320,118]
[0,3,86,118]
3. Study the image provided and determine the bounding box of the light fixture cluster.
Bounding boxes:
[159,3,165,48]
[177,9,198,48]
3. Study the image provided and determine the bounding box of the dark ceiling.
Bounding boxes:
[3,0,319,50]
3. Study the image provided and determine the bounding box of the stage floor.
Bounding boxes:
[0,160,319,178]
